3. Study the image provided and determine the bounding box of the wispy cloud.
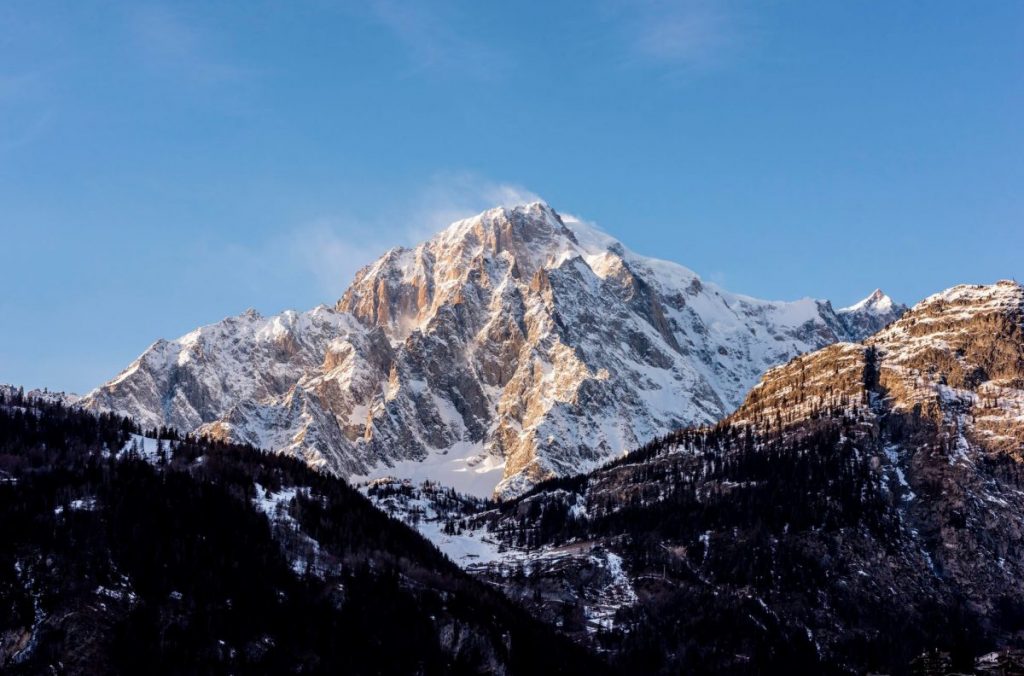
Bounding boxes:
[127,4,249,84]
[609,0,744,71]
[0,71,45,102]
[0,71,53,152]
[223,174,544,299]
[303,174,542,293]
[362,0,508,79]
[284,218,400,296]
[0,108,53,152]
[407,172,543,240]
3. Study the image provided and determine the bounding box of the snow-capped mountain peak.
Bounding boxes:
[83,203,905,498]
[842,288,894,314]
[836,287,907,338]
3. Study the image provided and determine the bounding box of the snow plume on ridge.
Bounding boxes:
[276,176,544,296]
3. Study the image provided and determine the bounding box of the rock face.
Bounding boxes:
[394,281,1024,672]
[736,280,1024,617]
[83,202,901,497]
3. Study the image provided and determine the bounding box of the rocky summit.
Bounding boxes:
[82,202,903,497]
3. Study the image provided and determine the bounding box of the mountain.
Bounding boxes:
[0,385,81,407]
[0,389,606,675]
[369,281,1024,673]
[836,288,907,339]
[83,202,903,497]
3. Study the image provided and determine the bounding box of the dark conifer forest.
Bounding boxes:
[5,382,1024,674]
[0,390,606,675]
[461,409,1024,675]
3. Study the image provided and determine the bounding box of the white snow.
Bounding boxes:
[584,551,639,633]
[841,289,895,315]
[252,483,328,577]
[119,434,174,463]
[54,498,98,515]
[252,483,299,522]
[363,477,644,633]
[415,516,508,566]
[362,480,508,565]
[11,560,44,665]
[352,441,506,499]
[883,444,916,501]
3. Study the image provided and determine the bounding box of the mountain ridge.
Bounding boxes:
[82,202,905,497]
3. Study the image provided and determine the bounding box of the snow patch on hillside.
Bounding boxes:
[119,434,176,463]
[352,441,505,498]
[252,483,328,577]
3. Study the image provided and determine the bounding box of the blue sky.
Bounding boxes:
[2,1,1022,393]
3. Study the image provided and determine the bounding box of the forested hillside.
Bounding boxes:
[0,388,604,675]
[369,282,1024,675]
